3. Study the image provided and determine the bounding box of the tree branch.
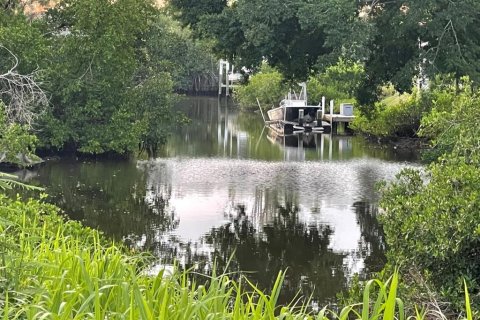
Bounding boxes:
[0,45,49,128]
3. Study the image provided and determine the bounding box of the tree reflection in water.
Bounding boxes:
[205,203,347,305]
[151,202,349,306]
[31,159,388,306]
[352,201,386,276]
[150,200,387,306]
[31,160,179,244]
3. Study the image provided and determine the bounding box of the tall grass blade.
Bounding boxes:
[395,297,405,320]
[414,305,426,320]
[269,270,286,310]
[2,291,8,320]
[316,306,328,320]
[382,271,399,320]
[339,305,353,320]
[362,279,374,319]
[464,280,472,320]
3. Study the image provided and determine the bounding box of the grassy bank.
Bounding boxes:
[0,192,473,319]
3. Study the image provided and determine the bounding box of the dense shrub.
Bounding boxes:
[419,78,480,162]
[379,79,480,313]
[351,92,424,138]
[0,103,41,167]
[380,160,480,313]
[235,64,287,111]
[307,59,363,105]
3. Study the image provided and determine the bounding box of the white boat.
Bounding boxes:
[266,83,330,135]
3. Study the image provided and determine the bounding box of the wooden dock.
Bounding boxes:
[323,114,355,123]
[323,114,354,134]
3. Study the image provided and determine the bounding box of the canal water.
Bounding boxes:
[28,97,419,305]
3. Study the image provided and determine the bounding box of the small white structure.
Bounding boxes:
[340,103,354,116]
[218,59,242,96]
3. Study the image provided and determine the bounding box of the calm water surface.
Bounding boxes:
[28,97,420,305]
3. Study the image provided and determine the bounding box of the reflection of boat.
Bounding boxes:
[266,83,331,135]
[266,128,357,161]
[266,127,318,149]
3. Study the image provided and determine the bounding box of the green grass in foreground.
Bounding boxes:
[0,194,474,319]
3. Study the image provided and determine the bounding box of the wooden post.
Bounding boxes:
[320,133,325,160]
[321,96,325,119]
[329,133,333,160]
[218,60,223,95]
[226,61,230,96]
[345,121,352,134]
[329,100,334,117]
[217,99,222,142]
[316,109,322,127]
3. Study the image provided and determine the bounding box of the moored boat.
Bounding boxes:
[265,83,330,135]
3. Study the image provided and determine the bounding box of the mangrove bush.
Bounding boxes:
[379,79,480,313]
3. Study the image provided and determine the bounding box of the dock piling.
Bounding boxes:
[321,96,325,118]
[226,61,230,96]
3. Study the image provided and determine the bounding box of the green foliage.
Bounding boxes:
[133,73,184,155]
[380,160,480,313]
[168,0,227,29]
[0,172,43,191]
[1,0,219,156]
[29,0,199,155]
[235,64,287,111]
[357,0,480,104]
[0,9,50,75]
[378,81,480,313]
[41,0,157,154]
[0,103,41,167]
[352,77,480,141]
[0,123,38,163]
[144,15,218,93]
[198,0,335,80]
[307,59,364,105]
[172,0,480,105]
[351,92,424,138]
[236,60,362,113]
[298,0,373,69]
[197,6,256,66]
[419,77,480,162]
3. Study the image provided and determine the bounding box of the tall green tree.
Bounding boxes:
[0,5,49,165]
[168,0,227,28]
[143,15,218,93]
[180,0,480,104]
[235,0,330,79]
[43,0,159,153]
[187,0,370,80]
[357,0,480,104]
